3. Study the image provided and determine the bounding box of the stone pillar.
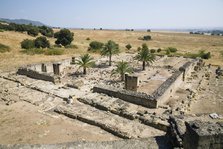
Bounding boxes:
[53,63,61,75]
[125,74,138,91]
[71,57,76,64]
[41,63,47,72]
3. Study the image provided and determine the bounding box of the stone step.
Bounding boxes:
[77,93,169,131]
[54,102,165,139]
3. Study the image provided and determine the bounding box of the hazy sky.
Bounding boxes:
[1,0,223,29]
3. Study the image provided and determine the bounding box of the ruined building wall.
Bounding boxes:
[93,85,157,108]
[17,68,57,83]
[153,61,195,105]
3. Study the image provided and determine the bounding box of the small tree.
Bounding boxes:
[34,36,50,48]
[76,54,95,75]
[55,29,74,46]
[21,39,35,49]
[135,44,155,70]
[111,61,133,81]
[126,44,132,50]
[89,41,104,51]
[101,40,120,66]
[27,27,39,37]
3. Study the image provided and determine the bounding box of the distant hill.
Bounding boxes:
[0,18,45,26]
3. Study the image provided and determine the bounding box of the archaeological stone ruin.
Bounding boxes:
[0,53,222,148]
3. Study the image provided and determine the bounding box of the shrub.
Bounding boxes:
[27,27,39,37]
[199,50,211,59]
[0,29,3,32]
[157,48,162,53]
[34,36,50,48]
[0,43,10,53]
[143,35,151,41]
[147,29,151,32]
[150,49,156,53]
[126,44,132,50]
[55,29,74,46]
[89,41,104,51]
[21,39,35,49]
[86,37,90,40]
[166,47,177,53]
[137,47,141,51]
[45,49,64,55]
[39,26,54,37]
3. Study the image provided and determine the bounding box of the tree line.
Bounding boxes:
[0,23,54,37]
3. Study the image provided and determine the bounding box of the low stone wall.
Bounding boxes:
[17,68,58,83]
[93,85,157,108]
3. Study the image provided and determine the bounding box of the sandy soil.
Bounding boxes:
[0,101,119,144]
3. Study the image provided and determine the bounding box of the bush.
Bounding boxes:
[39,26,54,37]
[157,48,162,53]
[147,29,151,32]
[199,50,211,59]
[34,36,50,48]
[150,49,156,53]
[166,47,177,53]
[0,43,10,53]
[86,37,90,40]
[21,39,35,49]
[126,44,132,50]
[89,41,104,51]
[0,29,3,32]
[143,35,151,41]
[45,49,64,55]
[55,29,74,46]
[27,27,39,37]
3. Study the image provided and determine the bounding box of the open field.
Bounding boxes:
[0,29,223,72]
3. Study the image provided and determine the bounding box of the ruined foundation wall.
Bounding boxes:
[153,61,194,104]
[153,71,183,104]
[17,68,57,83]
[93,85,157,108]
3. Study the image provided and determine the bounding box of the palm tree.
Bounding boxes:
[111,61,133,81]
[76,54,95,75]
[135,44,155,70]
[101,40,120,66]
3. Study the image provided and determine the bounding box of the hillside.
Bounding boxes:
[0,29,223,71]
[0,18,45,26]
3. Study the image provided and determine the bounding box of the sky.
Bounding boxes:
[0,0,223,29]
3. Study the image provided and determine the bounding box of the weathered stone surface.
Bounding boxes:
[93,85,157,108]
[183,120,223,149]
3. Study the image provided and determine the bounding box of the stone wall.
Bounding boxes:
[17,68,58,83]
[93,60,197,108]
[93,85,157,108]
[183,120,223,149]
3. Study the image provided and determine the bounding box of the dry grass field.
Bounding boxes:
[0,29,223,71]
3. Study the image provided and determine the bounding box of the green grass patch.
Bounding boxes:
[0,29,4,32]
[220,51,223,59]
[65,44,78,49]
[0,43,10,53]
[21,48,45,55]
[44,48,64,55]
